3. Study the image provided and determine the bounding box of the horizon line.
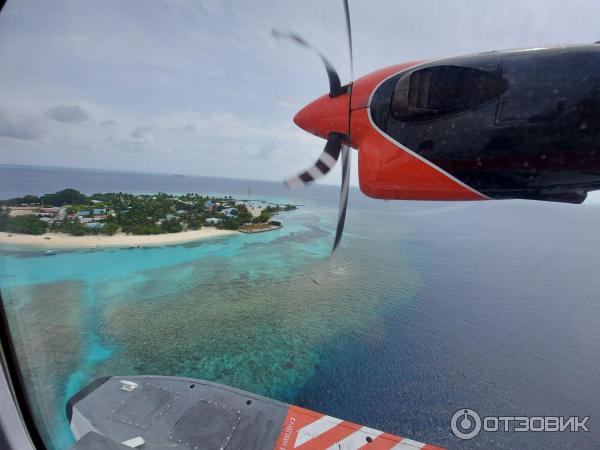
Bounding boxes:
[0,163,346,188]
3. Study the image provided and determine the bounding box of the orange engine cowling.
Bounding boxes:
[294,91,349,139]
[350,108,486,201]
[293,61,487,201]
[349,63,487,201]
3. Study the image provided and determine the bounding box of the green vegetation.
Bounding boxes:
[0,213,46,235]
[41,189,88,207]
[62,219,88,236]
[0,189,299,236]
[252,209,271,224]
[161,218,183,233]
[0,194,41,206]
[0,189,90,207]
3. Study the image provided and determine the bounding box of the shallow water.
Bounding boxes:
[1,166,600,449]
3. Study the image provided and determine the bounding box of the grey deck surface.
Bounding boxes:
[69,431,131,450]
[69,376,288,450]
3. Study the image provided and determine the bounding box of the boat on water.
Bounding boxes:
[128,244,139,249]
[43,250,56,256]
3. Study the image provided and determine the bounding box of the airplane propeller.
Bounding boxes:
[274,0,354,254]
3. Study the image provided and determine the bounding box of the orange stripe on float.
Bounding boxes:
[422,444,446,450]
[294,421,362,449]
[273,406,325,450]
[357,432,404,449]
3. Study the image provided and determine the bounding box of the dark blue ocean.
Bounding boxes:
[1,165,599,450]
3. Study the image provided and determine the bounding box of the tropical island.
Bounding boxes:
[0,188,297,248]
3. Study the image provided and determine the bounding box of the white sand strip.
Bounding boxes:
[0,228,238,249]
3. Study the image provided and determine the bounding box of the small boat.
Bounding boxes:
[44,250,56,256]
[128,244,139,249]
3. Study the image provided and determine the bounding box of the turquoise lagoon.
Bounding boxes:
[0,192,418,450]
[2,165,600,450]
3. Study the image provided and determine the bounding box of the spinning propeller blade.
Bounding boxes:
[284,133,343,188]
[343,0,354,82]
[275,0,354,253]
[271,30,346,98]
[333,144,350,253]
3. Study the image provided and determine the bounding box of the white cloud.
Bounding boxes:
[0,109,45,140]
[46,105,88,123]
[1,0,600,187]
[131,125,153,139]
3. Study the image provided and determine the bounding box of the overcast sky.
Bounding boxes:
[2,0,600,187]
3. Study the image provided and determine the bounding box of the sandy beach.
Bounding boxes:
[0,228,238,249]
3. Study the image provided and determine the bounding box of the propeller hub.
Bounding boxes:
[294,90,350,140]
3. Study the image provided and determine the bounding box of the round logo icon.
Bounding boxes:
[451,408,482,440]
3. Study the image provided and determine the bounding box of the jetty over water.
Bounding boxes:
[238,221,283,234]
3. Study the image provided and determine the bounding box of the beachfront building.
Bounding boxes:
[8,207,39,217]
[40,207,59,214]
[85,222,104,229]
[205,217,222,225]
